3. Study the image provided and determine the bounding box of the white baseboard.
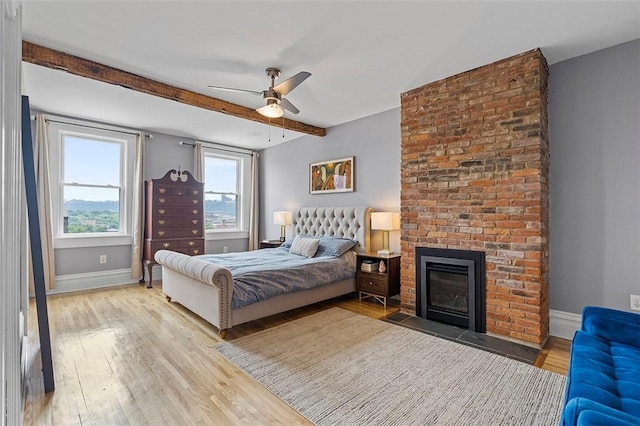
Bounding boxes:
[47,266,162,295]
[549,309,581,340]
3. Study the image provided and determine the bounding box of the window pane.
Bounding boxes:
[204,156,237,193]
[63,186,120,234]
[204,194,237,230]
[64,135,121,185]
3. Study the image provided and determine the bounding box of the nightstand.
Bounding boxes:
[259,240,283,249]
[356,252,401,309]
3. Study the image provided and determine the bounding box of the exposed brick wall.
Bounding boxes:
[400,49,549,346]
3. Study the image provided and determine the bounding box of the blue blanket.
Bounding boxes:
[196,248,356,309]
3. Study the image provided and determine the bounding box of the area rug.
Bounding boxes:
[214,308,566,425]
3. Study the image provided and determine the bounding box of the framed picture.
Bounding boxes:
[309,156,354,194]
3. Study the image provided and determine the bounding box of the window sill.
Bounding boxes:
[54,235,133,249]
[205,230,249,241]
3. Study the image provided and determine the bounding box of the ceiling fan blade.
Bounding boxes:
[207,85,262,95]
[273,71,311,95]
[280,97,300,114]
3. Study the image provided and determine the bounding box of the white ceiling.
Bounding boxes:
[21,1,640,150]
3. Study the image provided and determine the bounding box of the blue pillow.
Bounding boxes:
[279,238,294,250]
[315,236,357,257]
[279,234,312,251]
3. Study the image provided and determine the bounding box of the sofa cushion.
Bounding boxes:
[564,330,640,423]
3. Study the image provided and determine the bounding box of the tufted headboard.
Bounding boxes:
[291,207,372,253]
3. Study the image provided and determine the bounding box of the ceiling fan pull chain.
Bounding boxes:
[268,117,271,142]
[282,116,285,139]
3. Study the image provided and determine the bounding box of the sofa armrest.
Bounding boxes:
[582,306,640,347]
[154,250,233,290]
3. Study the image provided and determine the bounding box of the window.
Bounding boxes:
[200,145,252,239]
[47,120,137,248]
[203,155,240,230]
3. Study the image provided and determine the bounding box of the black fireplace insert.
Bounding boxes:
[415,247,486,332]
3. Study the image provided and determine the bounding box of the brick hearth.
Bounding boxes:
[400,49,549,346]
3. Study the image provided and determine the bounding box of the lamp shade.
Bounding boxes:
[273,211,292,226]
[371,212,400,231]
[257,103,284,118]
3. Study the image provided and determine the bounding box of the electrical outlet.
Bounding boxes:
[631,295,640,311]
[223,246,228,253]
[99,255,107,264]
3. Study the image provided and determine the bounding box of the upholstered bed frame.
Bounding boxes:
[155,207,372,338]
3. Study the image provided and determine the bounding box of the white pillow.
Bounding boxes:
[289,235,320,258]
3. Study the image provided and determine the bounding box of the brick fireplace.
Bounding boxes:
[400,49,549,346]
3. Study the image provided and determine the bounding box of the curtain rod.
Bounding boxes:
[179,140,256,155]
[32,115,152,138]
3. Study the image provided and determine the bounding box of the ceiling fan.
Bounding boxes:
[208,68,311,119]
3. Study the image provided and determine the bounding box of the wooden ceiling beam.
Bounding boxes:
[22,41,326,137]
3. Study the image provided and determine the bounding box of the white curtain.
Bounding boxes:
[194,141,203,181]
[247,152,260,251]
[130,133,145,279]
[34,115,56,290]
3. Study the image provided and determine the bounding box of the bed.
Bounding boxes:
[155,207,372,338]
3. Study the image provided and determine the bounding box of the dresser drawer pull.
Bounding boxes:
[188,241,195,246]
[193,249,200,254]
[158,231,165,236]
[192,190,200,195]
[192,229,199,235]
[192,199,199,205]
[159,198,166,203]
[158,209,166,215]
[192,209,198,215]
[158,220,165,225]
[158,188,166,194]
[192,219,198,225]
[176,191,184,196]
[162,242,170,248]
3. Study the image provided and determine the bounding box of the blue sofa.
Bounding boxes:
[562,306,640,425]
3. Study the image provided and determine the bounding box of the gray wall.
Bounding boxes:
[37,117,248,279]
[53,129,194,275]
[260,39,640,315]
[260,108,402,252]
[549,39,640,313]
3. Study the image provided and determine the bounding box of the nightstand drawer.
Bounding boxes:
[357,273,387,295]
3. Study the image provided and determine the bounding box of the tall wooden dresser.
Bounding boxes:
[142,169,204,287]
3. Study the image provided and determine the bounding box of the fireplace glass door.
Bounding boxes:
[428,268,469,315]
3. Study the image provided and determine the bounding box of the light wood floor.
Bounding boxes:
[24,282,570,425]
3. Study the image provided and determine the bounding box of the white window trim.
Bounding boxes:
[200,146,252,237]
[47,119,137,249]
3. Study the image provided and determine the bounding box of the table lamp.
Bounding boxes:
[273,211,292,242]
[371,212,400,255]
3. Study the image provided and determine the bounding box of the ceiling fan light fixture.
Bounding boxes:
[257,102,284,118]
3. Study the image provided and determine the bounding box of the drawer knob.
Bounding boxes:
[163,243,170,248]
[158,188,166,194]
[192,209,198,215]
[188,241,195,246]
[369,281,374,286]
[192,190,199,195]
[158,220,165,225]
[193,249,200,254]
[158,231,165,236]
[192,199,199,205]
[192,219,198,225]
[192,229,198,235]
[159,198,166,203]
[159,209,166,215]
